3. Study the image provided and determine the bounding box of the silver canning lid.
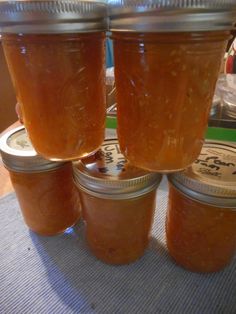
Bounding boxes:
[108,0,236,32]
[169,141,236,208]
[0,0,107,34]
[73,138,162,199]
[0,126,65,172]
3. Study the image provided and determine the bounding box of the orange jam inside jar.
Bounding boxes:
[108,1,235,172]
[167,141,236,272]
[0,127,81,236]
[73,139,162,264]
[0,0,107,161]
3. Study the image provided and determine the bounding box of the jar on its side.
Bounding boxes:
[0,127,81,236]
[73,139,162,265]
[108,0,235,172]
[167,141,236,273]
[0,0,107,161]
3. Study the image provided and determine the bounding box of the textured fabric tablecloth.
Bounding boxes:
[0,178,236,314]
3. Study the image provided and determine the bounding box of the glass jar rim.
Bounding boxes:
[0,126,65,173]
[168,141,236,208]
[0,0,108,34]
[74,179,160,199]
[73,138,162,197]
[108,0,236,32]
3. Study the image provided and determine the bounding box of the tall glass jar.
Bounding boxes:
[73,139,162,265]
[0,127,81,236]
[0,0,107,161]
[167,141,236,272]
[108,0,235,172]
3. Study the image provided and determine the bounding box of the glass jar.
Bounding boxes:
[225,37,236,74]
[217,74,236,119]
[73,139,162,265]
[167,141,236,272]
[0,0,107,161]
[210,94,221,117]
[0,127,81,236]
[108,0,235,172]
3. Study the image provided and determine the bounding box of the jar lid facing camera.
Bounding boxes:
[0,126,64,172]
[0,0,107,34]
[73,138,162,199]
[169,141,236,208]
[108,0,236,32]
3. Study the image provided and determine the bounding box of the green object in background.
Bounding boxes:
[106,116,236,143]
[205,127,236,142]
[106,116,117,129]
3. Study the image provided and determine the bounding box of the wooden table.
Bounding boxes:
[0,121,21,197]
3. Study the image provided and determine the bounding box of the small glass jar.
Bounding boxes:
[217,74,236,119]
[209,94,221,117]
[108,0,235,172]
[0,0,107,161]
[0,127,81,236]
[73,139,162,265]
[167,141,236,273]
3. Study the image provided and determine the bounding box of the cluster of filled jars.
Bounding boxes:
[0,0,236,273]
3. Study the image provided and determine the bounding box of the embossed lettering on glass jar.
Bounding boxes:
[0,0,107,161]
[0,127,81,236]
[108,0,236,172]
[73,139,162,265]
[167,141,236,273]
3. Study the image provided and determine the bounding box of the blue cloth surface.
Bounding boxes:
[0,178,236,314]
[106,38,114,68]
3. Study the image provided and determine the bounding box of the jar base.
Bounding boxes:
[29,219,80,237]
[168,252,230,273]
[122,159,189,173]
[88,244,147,265]
[40,146,102,162]
[90,251,145,265]
[120,153,194,173]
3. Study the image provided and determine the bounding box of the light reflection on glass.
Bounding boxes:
[21,47,26,54]
[64,227,74,234]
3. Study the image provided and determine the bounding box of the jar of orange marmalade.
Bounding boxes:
[0,127,81,236]
[167,141,236,273]
[0,0,107,161]
[73,139,162,265]
[108,0,236,172]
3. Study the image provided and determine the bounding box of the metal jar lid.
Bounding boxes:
[169,141,236,208]
[73,138,162,199]
[0,0,107,34]
[108,0,236,32]
[0,126,65,172]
